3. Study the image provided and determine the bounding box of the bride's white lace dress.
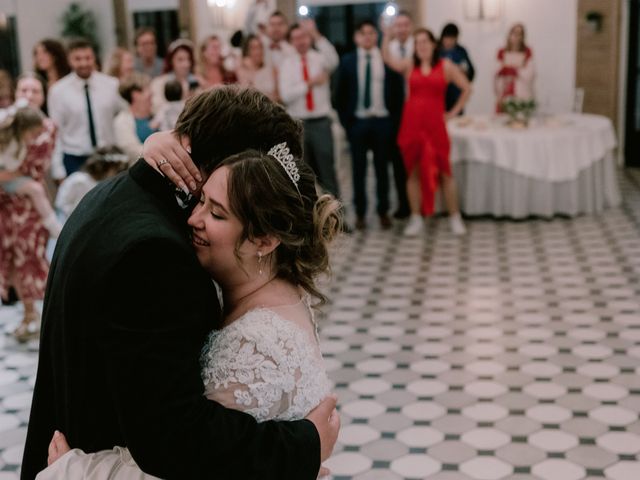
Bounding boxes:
[36,301,331,479]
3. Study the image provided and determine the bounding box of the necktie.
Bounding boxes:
[301,55,314,111]
[84,82,97,148]
[400,44,406,58]
[363,53,372,109]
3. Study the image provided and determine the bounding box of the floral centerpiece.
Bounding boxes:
[501,97,537,128]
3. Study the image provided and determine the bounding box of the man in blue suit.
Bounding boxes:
[335,19,405,231]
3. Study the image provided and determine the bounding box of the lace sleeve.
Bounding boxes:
[200,310,329,423]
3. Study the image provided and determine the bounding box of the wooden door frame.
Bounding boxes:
[626,0,640,167]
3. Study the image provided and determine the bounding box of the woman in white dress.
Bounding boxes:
[37,143,342,479]
[494,23,535,112]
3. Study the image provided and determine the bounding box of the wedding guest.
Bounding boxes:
[133,27,164,79]
[299,18,339,73]
[33,39,71,92]
[280,23,340,198]
[197,35,237,90]
[236,34,277,100]
[106,47,136,83]
[150,39,199,114]
[263,11,295,65]
[48,38,122,177]
[151,80,184,131]
[244,0,276,35]
[388,11,414,61]
[439,23,475,113]
[495,23,535,112]
[55,146,128,222]
[0,73,58,342]
[335,20,405,231]
[113,73,157,164]
[382,27,470,236]
[379,11,413,219]
[0,102,61,237]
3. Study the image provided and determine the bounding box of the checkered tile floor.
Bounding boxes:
[1,168,640,479]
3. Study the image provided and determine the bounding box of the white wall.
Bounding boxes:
[193,0,251,44]
[423,0,578,114]
[0,0,116,73]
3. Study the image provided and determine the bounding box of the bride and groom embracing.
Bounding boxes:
[20,86,342,479]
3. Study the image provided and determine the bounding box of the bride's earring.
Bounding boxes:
[257,251,263,276]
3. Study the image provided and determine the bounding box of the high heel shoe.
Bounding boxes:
[12,312,41,343]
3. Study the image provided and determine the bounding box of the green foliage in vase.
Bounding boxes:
[501,97,537,120]
[60,3,100,55]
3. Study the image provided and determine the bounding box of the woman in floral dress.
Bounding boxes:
[0,72,57,342]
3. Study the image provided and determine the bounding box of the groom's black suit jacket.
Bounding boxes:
[21,160,320,479]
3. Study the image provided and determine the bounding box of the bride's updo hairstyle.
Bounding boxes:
[219,148,342,306]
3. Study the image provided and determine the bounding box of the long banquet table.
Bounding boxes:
[446,113,622,218]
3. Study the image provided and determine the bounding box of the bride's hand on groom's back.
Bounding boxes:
[142,130,203,195]
[306,394,340,475]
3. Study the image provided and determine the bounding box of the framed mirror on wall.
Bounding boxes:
[113,0,190,56]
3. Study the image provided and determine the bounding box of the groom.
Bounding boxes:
[21,87,339,479]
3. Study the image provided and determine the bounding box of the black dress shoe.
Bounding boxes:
[393,208,411,220]
[379,214,392,230]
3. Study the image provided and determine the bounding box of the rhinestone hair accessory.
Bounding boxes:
[267,142,301,193]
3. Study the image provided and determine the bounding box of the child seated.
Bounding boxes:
[152,79,185,131]
[55,146,129,222]
[0,100,62,238]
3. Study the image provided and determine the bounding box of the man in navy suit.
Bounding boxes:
[335,19,405,231]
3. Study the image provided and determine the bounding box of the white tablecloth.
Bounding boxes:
[445,113,622,218]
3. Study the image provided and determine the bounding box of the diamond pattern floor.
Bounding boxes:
[1,168,639,479]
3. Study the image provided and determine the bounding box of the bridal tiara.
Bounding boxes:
[267,142,301,193]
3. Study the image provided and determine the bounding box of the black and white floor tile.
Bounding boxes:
[1,168,639,479]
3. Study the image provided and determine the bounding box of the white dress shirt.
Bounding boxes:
[113,109,143,165]
[355,47,388,119]
[54,171,97,220]
[48,72,122,159]
[313,36,339,74]
[279,48,333,119]
[388,37,415,60]
[261,36,296,69]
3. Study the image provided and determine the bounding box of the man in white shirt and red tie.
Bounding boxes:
[48,38,122,178]
[279,22,340,199]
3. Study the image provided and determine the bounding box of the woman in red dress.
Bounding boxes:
[382,26,471,236]
[0,72,56,342]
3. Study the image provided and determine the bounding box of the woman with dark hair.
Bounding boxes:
[197,35,237,89]
[150,39,200,113]
[495,23,535,111]
[382,27,471,236]
[33,39,71,90]
[236,34,277,100]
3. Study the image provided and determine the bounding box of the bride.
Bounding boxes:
[37,143,342,479]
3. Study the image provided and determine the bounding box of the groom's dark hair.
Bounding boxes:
[174,86,303,175]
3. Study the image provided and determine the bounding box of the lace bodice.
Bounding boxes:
[200,307,331,422]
